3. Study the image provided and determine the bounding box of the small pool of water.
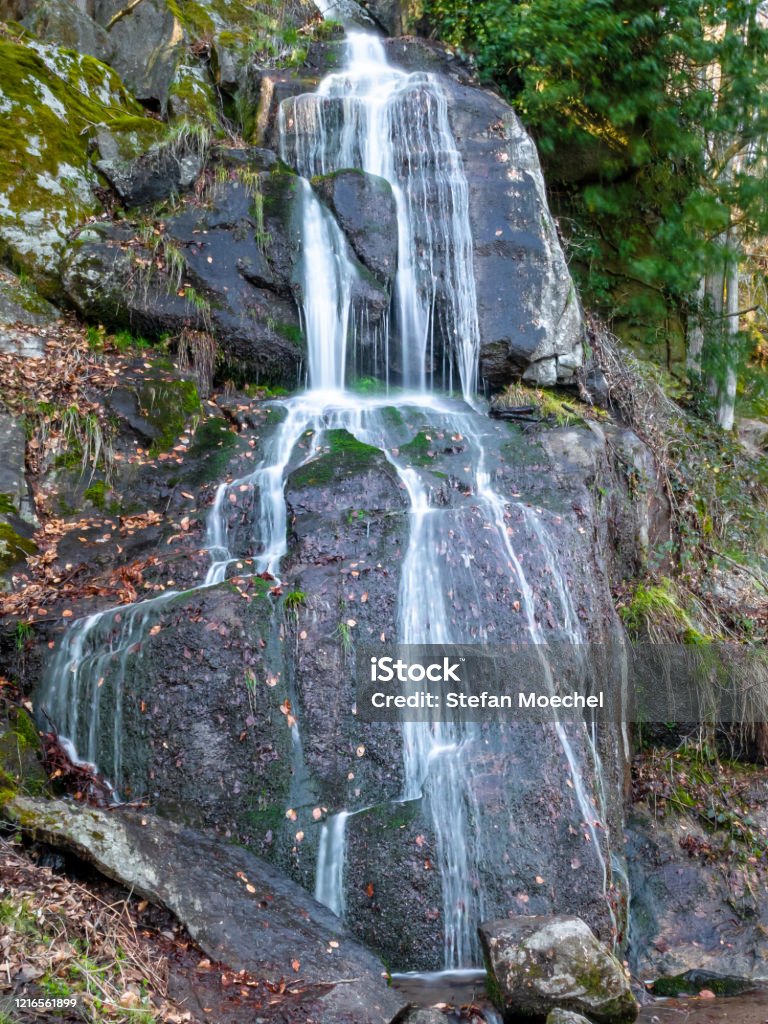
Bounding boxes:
[638,991,768,1023]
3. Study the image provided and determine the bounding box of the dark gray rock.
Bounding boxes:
[312,170,398,288]
[442,78,583,386]
[626,805,768,986]
[61,173,307,386]
[357,0,408,34]
[21,0,114,62]
[0,271,58,330]
[92,0,183,108]
[0,411,37,584]
[95,130,203,206]
[479,915,637,1023]
[370,39,584,388]
[401,1010,448,1024]
[0,413,34,525]
[5,795,409,1024]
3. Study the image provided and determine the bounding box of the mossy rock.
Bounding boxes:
[0,708,47,802]
[0,36,157,291]
[137,377,202,454]
[0,521,37,575]
[288,429,384,489]
[184,415,239,483]
[168,62,219,125]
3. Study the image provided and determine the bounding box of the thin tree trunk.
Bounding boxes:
[686,276,706,377]
[716,250,739,430]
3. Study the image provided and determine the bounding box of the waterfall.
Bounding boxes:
[280,31,480,398]
[36,28,615,971]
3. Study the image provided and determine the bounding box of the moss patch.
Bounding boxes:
[0,522,37,573]
[0,37,158,289]
[185,415,239,483]
[289,429,383,488]
[0,709,47,801]
[137,378,201,455]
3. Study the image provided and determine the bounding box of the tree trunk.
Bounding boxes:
[716,240,739,431]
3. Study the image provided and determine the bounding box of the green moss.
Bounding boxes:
[284,590,306,610]
[0,494,17,516]
[166,0,215,39]
[399,430,435,466]
[185,415,238,483]
[0,39,156,288]
[0,709,46,799]
[651,973,753,997]
[83,480,109,509]
[138,378,201,455]
[11,709,39,750]
[289,429,383,489]
[168,65,219,125]
[0,522,37,571]
[380,405,405,428]
[620,578,710,644]
[274,321,303,346]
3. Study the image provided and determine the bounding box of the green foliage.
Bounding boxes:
[284,590,306,610]
[111,330,151,352]
[619,578,710,644]
[423,0,768,354]
[14,621,33,651]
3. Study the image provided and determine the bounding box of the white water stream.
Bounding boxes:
[38,31,612,970]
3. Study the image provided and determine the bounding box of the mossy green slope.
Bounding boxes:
[0,36,160,290]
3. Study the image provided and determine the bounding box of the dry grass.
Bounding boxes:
[0,834,191,1023]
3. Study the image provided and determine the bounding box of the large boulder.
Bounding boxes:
[20,0,115,63]
[442,77,583,388]
[0,36,158,291]
[626,803,768,986]
[5,795,409,1024]
[61,168,308,385]
[479,915,638,1023]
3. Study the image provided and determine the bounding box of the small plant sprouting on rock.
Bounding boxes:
[177,326,216,398]
[335,620,353,658]
[183,285,212,332]
[15,621,32,651]
[284,590,306,611]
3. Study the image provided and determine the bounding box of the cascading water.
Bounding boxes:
[38,29,616,972]
[279,32,480,397]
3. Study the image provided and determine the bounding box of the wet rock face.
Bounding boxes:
[291,37,584,390]
[61,167,306,386]
[111,583,297,851]
[5,796,409,1024]
[479,915,638,1023]
[312,170,398,289]
[626,804,768,986]
[440,77,583,388]
[360,38,583,388]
